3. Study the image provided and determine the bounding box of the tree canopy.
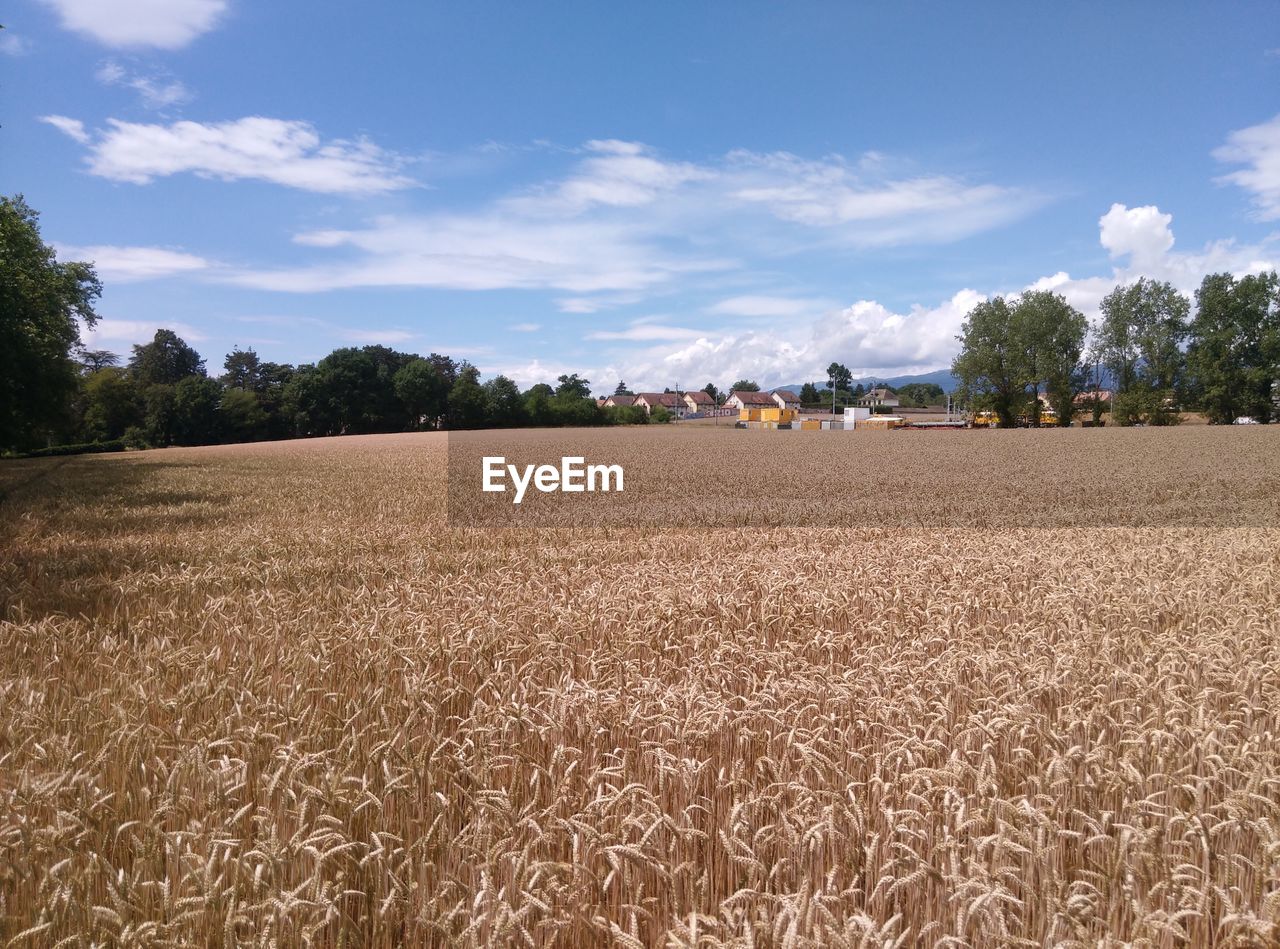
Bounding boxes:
[0,195,102,450]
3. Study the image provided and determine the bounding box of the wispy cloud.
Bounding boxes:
[38,0,228,49]
[587,321,704,342]
[42,115,414,194]
[218,139,1033,296]
[1214,112,1280,220]
[96,60,192,108]
[705,295,835,318]
[56,243,211,282]
[83,318,208,347]
[509,322,541,332]
[0,31,33,55]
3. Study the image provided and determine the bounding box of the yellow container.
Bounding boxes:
[761,407,782,422]
[739,408,762,422]
[800,419,821,430]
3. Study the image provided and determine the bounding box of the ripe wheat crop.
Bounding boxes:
[2,427,1279,946]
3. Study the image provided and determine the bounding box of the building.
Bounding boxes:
[602,393,638,408]
[771,389,800,412]
[682,390,715,414]
[724,390,777,411]
[863,386,900,408]
[634,392,686,417]
[1072,389,1113,406]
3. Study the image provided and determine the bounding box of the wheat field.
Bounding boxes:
[2,428,1279,947]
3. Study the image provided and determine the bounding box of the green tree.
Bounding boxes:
[81,367,141,442]
[447,364,489,429]
[613,380,634,396]
[555,373,592,400]
[702,382,720,403]
[221,346,263,390]
[483,375,526,427]
[730,379,759,393]
[172,376,223,445]
[799,381,821,403]
[220,388,268,442]
[0,195,102,450]
[1187,271,1280,423]
[129,329,206,387]
[1014,290,1087,426]
[79,349,120,372]
[952,297,1021,427]
[1099,279,1190,425]
[394,357,450,430]
[142,384,178,446]
[826,362,853,394]
[896,382,945,408]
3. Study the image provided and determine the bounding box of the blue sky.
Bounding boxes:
[5,1,1280,392]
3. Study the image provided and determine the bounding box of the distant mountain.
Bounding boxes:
[778,368,960,394]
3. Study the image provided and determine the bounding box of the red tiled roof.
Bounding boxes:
[731,390,776,405]
[636,392,682,408]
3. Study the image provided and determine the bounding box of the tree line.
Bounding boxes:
[952,277,1280,426]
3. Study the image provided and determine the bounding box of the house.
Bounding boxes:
[603,393,638,408]
[634,392,686,417]
[771,389,800,411]
[724,390,777,410]
[1073,389,1113,406]
[863,386,900,408]
[682,390,715,414]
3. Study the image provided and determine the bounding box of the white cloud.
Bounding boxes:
[221,140,1032,296]
[39,0,227,49]
[57,244,210,282]
[721,150,1042,245]
[706,295,833,318]
[40,115,89,144]
[519,139,713,212]
[96,60,192,108]
[587,322,704,342]
[230,214,734,293]
[602,204,1279,391]
[83,318,207,347]
[1098,203,1174,266]
[1213,113,1280,220]
[44,115,414,194]
[509,322,541,332]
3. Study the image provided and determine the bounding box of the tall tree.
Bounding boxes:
[0,195,102,450]
[701,382,720,403]
[81,368,141,442]
[221,346,263,390]
[730,379,759,392]
[1014,290,1087,426]
[172,376,223,445]
[613,380,634,396]
[129,329,206,386]
[555,373,592,400]
[1187,271,1280,424]
[826,362,853,394]
[1098,278,1190,425]
[394,357,450,430]
[447,363,489,429]
[799,381,821,403]
[483,375,526,427]
[952,297,1022,427]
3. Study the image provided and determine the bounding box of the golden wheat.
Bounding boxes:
[1,427,1278,946]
